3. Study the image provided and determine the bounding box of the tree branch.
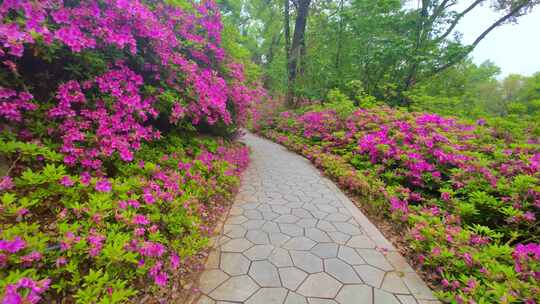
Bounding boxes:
[435,0,484,43]
[431,1,530,76]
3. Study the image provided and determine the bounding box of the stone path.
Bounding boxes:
[196,133,439,304]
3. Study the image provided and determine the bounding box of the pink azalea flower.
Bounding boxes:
[0,176,14,191]
[60,176,74,187]
[0,237,26,253]
[95,179,112,192]
[132,214,149,225]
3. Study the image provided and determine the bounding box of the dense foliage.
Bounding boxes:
[229,0,539,105]
[255,101,540,303]
[0,0,259,302]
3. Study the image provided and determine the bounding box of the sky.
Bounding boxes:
[454,2,540,78]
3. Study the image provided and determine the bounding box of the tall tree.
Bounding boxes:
[285,0,312,107]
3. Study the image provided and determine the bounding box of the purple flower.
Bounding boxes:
[153,272,168,286]
[80,172,91,186]
[95,179,112,192]
[462,253,473,267]
[441,192,451,202]
[20,251,42,265]
[170,254,180,270]
[139,241,165,257]
[132,214,149,225]
[60,176,74,187]
[0,237,26,253]
[0,176,14,191]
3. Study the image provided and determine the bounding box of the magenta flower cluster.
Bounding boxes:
[2,277,50,304]
[1,0,263,168]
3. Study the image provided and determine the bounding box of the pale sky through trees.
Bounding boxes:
[455,2,540,77]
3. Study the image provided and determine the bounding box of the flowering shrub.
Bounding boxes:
[257,105,540,303]
[1,0,262,168]
[0,135,249,302]
[1,0,257,302]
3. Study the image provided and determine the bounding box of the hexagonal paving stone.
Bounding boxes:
[246,230,270,245]
[305,227,331,242]
[302,203,318,212]
[284,292,308,304]
[246,288,288,304]
[269,232,291,246]
[292,208,313,219]
[396,295,418,304]
[311,243,338,258]
[249,260,281,287]
[357,249,394,271]
[221,238,254,253]
[283,237,316,251]
[278,267,308,291]
[354,265,386,288]
[196,295,215,304]
[311,210,329,219]
[280,224,304,237]
[296,218,318,228]
[244,209,264,220]
[347,235,376,249]
[286,202,304,209]
[244,245,275,261]
[243,219,266,230]
[317,220,337,232]
[261,221,281,233]
[308,299,339,304]
[335,284,373,304]
[290,251,323,273]
[325,213,352,222]
[334,222,363,236]
[384,252,415,273]
[283,193,302,203]
[227,215,248,225]
[262,211,280,221]
[328,231,352,244]
[318,205,338,213]
[402,272,438,300]
[220,252,250,276]
[338,246,366,265]
[297,273,342,298]
[209,275,259,302]
[324,258,363,284]
[272,205,291,215]
[223,224,247,239]
[242,202,261,210]
[217,235,232,246]
[269,248,293,267]
[275,214,300,224]
[374,288,401,304]
[380,272,410,294]
[199,269,229,294]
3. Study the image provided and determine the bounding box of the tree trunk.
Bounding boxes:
[335,0,344,72]
[286,0,311,108]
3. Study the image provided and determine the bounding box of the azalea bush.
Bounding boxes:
[0,134,249,302]
[256,103,540,303]
[1,0,258,302]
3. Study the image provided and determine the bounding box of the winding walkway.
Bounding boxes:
[195,133,439,304]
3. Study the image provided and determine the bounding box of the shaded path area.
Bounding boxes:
[196,133,439,304]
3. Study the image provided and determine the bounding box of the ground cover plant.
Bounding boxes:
[0,0,260,302]
[254,99,540,303]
